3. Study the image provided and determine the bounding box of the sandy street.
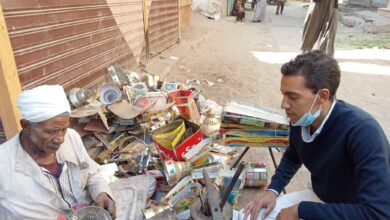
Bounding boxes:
[146,1,390,208]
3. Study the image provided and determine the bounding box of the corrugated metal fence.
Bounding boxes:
[0,0,192,142]
[148,0,179,57]
[1,0,191,90]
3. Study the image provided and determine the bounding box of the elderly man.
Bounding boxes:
[0,85,116,219]
[242,50,390,220]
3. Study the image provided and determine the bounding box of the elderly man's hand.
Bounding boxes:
[243,190,277,220]
[95,192,116,219]
[275,204,299,220]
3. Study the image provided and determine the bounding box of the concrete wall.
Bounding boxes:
[349,0,389,8]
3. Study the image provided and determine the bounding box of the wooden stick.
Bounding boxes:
[0,3,22,139]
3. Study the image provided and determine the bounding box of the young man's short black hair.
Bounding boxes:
[281,50,340,99]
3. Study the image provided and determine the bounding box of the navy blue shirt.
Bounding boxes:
[268,100,390,219]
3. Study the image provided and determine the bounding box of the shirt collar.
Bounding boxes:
[15,131,79,176]
[301,100,337,143]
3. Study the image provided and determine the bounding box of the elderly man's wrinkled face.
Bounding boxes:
[28,116,70,154]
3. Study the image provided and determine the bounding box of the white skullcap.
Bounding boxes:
[17,85,71,122]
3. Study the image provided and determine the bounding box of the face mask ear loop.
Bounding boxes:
[308,91,321,114]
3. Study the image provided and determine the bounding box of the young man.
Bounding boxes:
[243,50,390,220]
[0,85,116,219]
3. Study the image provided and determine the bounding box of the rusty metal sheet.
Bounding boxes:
[2,0,146,91]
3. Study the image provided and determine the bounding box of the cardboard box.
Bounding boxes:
[168,90,200,124]
[153,117,204,161]
[244,162,267,188]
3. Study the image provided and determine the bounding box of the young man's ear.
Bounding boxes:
[319,89,330,103]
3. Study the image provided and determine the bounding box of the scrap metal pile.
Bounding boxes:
[67,65,289,220]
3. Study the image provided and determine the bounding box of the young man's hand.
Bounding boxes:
[243,190,277,220]
[276,204,299,220]
[95,192,116,219]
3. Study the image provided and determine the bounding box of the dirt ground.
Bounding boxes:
[145,2,390,209]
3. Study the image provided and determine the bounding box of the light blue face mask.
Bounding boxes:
[291,92,322,127]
